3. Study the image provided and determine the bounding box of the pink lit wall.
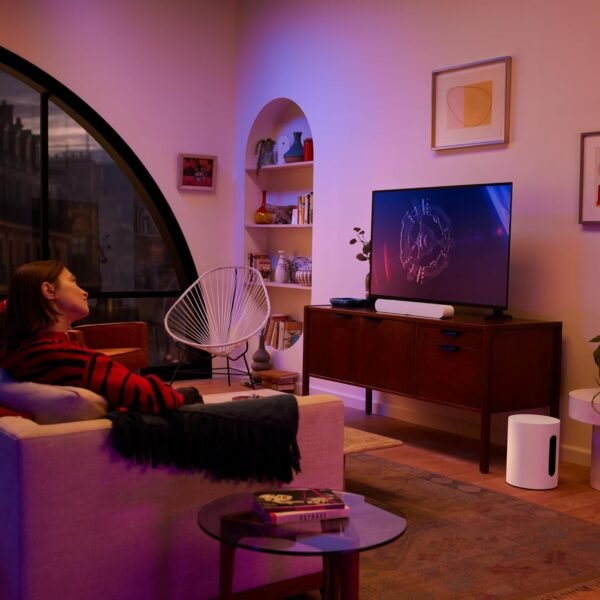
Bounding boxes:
[235,0,600,464]
[2,0,599,464]
[1,0,238,273]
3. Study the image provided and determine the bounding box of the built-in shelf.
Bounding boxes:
[243,98,313,368]
[245,161,313,174]
[245,223,312,229]
[266,282,311,290]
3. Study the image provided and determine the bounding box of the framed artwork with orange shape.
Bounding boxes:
[431,56,511,150]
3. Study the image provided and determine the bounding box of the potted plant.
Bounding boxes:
[349,226,371,262]
[591,335,600,379]
[349,226,372,294]
[254,138,276,175]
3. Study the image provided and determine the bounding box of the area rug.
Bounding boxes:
[343,426,403,455]
[345,454,600,600]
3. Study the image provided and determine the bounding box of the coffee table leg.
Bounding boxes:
[322,551,359,600]
[219,542,235,599]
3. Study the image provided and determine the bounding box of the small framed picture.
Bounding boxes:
[177,153,216,191]
[432,56,511,150]
[579,131,600,224]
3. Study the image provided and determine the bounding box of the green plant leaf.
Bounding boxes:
[356,254,368,261]
[594,345,600,368]
[349,239,357,245]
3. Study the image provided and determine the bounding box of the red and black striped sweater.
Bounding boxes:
[1,332,184,414]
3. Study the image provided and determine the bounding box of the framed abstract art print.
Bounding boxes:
[432,56,512,150]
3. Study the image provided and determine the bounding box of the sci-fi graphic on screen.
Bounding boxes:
[370,183,511,308]
[399,198,453,284]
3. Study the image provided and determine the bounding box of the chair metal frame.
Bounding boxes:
[164,266,271,386]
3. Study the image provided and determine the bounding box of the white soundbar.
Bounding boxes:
[374,299,454,319]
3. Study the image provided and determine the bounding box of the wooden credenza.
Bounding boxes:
[302,305,562,473]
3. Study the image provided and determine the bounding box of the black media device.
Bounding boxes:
[369,182,513,320]
[330,297,374,308]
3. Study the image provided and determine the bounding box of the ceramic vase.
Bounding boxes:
[365,272,371,298]
[251,330,272,372]
[284,131,304,163]
[274,250,290,283]
[254,190,274,224]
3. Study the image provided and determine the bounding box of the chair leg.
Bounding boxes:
[241,351,255,389]
[168,350,184,386]
[226,356,232,386]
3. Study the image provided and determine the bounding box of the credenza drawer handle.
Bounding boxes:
[364,317,383,323]
[439,344,461,352]
[334,314,353,319]
[441,329,462,337]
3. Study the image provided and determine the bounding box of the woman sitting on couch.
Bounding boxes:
[1,260,199,414]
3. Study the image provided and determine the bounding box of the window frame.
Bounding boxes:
[0,45,197,301]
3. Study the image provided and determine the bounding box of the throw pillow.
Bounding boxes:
[0,368,108,424]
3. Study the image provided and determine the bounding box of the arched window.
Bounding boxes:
[0,47,197,370]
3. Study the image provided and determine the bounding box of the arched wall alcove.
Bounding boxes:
[241,97,314,376]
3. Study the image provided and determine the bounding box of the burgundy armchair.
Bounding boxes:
[69,322,148,372]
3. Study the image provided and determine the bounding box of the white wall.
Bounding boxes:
[234,0,600,464]
[1,0,238,274]
[2,0,598,465]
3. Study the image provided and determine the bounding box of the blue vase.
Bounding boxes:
[284,131,304,163]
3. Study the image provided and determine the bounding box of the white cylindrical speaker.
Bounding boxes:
[506,414,560,490]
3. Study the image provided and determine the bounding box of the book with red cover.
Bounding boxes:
[258,504,350,525]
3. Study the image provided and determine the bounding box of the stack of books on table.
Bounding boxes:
[257,369,298,392]
[253,488,350,524]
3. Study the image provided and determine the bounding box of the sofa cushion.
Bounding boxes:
[0,368,108,424]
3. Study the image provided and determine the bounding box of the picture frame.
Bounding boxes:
[578,131,600,224]
[177,153,216,191]
[431,56,512,150]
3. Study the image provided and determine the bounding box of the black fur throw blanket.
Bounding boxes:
[108,394,301,483]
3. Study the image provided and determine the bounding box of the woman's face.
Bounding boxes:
[51,268,89,323]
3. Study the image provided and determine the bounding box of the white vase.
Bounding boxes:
[274,250,290,283]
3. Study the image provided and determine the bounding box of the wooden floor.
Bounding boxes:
[191,377,600,525]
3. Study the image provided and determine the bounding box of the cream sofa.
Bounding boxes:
[0,393,345,600]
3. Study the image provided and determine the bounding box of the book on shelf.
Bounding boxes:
[253,488,349,524]
[294,193,313,225]
[264,317,302,350]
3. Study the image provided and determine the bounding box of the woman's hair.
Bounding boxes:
[4,260,66,350]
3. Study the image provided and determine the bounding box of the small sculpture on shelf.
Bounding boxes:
[254,138,276,175]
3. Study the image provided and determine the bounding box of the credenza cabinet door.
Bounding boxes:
[415,325,484,408]
[305,310,358,383]
[357,316,415,394]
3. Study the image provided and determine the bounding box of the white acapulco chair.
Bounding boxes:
[164,266,271,387]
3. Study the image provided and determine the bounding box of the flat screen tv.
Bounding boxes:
[369,182,512,317]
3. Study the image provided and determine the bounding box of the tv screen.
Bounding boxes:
[370,182,512,310]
